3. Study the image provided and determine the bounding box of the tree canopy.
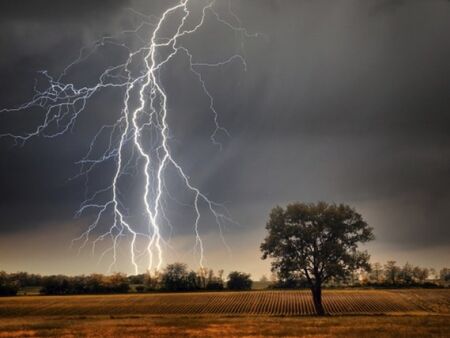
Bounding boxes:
[261,202,374,315]
[227,271,253,290]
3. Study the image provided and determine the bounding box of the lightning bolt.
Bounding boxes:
[1,0,255,274]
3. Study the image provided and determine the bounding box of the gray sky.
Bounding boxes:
[0,0,449,277]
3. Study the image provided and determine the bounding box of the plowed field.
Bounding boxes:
[0,289,448,317]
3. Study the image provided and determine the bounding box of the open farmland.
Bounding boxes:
[0,289,449,317]
[0,290,448,337]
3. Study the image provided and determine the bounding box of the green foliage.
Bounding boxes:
[227,271,252,290]
[261,202,374,286]
[261,202,374,314]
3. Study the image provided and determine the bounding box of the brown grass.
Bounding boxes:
[395,289,450,314]
[0,315,449,337]
[0,289,448,337]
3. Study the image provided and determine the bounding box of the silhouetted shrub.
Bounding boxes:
[227,271,252,290]
[135,285,145,293]
[206,281,224,290]
[0,284,18,296]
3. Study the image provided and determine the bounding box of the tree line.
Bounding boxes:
[0,263,253,296]
[362,261,442,287]
[1,261,447,297]
[269,261,446,289]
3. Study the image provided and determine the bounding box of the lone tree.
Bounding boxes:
[261,202,374,315]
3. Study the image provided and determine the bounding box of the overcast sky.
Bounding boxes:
[0,0,449,277]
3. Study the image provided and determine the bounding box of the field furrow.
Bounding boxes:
[0,289,447,317]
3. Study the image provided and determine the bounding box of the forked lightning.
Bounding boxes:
[1,0,255,274]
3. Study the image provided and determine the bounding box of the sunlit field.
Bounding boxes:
[1,315,449,338]
[0,289,448,337]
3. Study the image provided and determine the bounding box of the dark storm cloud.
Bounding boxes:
[0,0,133,233]
[198,0,450,249]
[0,0,128,21]
[1,0,449,265]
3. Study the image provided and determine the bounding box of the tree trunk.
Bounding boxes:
[311,285,325,315]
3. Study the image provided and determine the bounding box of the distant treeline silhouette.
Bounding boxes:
[0,263,252,296]
[272,261,449,289]
[1,262,448,296]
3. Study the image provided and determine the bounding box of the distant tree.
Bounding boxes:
[384,261,400,285]
[107,273,130,293]
[205,269,224,290]
[161,263,190,291]
[440,268,450,282]
[413,266,429,284]
[0,271,18,296]
[128,274,146,285]
[144,271,161,291]
[369,262,384,284]
[40,275,70,295]
[348,270,360,286]
[187,271,200,290]
[261,202,374,315]
[227,271,252,290]
[197,267,208,289]
[71,275,86,294]
[207,269,214,284]
[84,274,105,293]
[217,269,224,282]
[206,280,224,290]
[0,284,18,296]
[400,263,414,285]
[0,271,7,285]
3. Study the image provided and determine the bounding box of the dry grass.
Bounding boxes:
[0,315,449,337]
[395,289,450,314]
[0,290,448,337]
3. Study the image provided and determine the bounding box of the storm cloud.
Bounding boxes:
[1,0,449,275]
